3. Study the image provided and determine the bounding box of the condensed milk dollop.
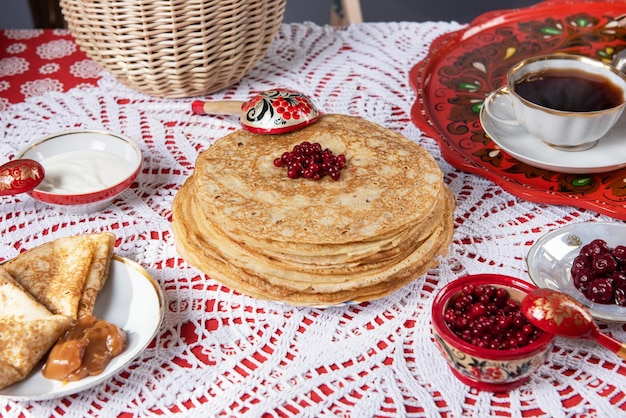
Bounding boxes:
[42,315,126,381]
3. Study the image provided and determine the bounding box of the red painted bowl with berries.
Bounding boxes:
[431,274,555,392]
[527,221,626,323]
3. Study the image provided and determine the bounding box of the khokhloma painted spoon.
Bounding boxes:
[0,159,45,196]
[522,287,626,360]
[191,89,320,135]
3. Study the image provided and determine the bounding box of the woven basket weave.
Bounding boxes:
[59,0,286,98]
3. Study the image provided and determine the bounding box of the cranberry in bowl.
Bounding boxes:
[431,274,555,392]
[17,130,142,214]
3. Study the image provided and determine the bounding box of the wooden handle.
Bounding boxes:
[596,332,626,360]
[191,100,244,116]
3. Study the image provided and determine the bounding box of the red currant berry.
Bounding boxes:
[275,142,347,180]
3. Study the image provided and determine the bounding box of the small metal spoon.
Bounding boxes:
[611,49,626,73]
[191,89,320,135]
[522,288,626,360]
[0,159,45,196]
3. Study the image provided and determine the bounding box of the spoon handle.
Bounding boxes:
[191,100,244,116]
[595,332,626,360]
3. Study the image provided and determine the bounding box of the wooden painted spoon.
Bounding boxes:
[0,159,45,196]
[192,89,320,134]
[522,288,626,359]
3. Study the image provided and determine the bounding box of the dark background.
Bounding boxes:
[284,0,542,25]
[3,0,544,29]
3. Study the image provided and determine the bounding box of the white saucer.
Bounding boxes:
[526,222,626,323]
[479,95,626,174]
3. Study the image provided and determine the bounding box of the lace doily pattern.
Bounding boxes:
[1,22,625,417]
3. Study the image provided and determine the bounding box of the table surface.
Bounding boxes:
[1,19,625,418]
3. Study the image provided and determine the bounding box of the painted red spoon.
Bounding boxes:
[0,159,45,196]
[191,89,320,135]
[522,288,626,360]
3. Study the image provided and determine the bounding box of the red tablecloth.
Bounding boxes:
[0,29,102,110]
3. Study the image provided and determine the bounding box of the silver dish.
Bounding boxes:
[527,221,626,322]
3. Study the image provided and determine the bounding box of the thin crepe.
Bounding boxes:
[0,266,72,390]
[3,232,116,319]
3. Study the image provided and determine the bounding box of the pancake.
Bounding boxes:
[194,184,448,267]
[174,188,455,305]
[177,183,450,279]
[192,114,444,245]
[77,232,116,318]
[0,266,72,390]
[0,265,52,322]
[4,232,116,319]
[172,114,455,305]
[0,316,72,390]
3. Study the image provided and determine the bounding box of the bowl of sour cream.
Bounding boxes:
[17,130,142,214]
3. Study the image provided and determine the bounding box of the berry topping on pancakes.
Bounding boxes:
[273,141,347,180]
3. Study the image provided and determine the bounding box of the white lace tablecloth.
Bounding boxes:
[1,21,626,417]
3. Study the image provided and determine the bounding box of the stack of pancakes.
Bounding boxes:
[173,114,455,306]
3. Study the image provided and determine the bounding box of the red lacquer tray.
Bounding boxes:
[410,0,626,220]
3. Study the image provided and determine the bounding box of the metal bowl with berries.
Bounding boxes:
[431,274,555,392]
[527,221,626,322]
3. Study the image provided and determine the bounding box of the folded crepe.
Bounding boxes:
[0,266,72,390]
[78,233,116,318]
[3,232,116,319]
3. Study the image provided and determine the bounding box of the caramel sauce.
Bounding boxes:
[42,315,126,381]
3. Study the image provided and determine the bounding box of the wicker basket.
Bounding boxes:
[59,0,286,98]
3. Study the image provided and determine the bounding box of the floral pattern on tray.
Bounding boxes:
[410,0,626,220]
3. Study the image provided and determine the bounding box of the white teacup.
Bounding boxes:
[483,54,626,151]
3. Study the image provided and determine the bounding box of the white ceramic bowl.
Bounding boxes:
[17,130,142,214]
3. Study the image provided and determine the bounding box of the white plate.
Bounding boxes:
[526,221,626,323]
[479,95,626,174]
[0,256,164,401]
